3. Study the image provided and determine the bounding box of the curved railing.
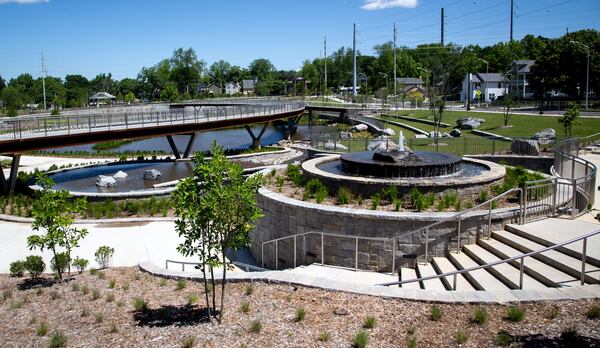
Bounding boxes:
[165,259,267,273]
[0,100,305,141]
[378,227,600,288]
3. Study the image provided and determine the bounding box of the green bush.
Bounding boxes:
[95,246,114,269]
[294,307,306,322]
[181,336,196,348]
[72,257,89,274]
[9,260,25,277]
[187,293,199,305]
[478,190,489,203]
[36,320,49,336]
[380,186,398,203]
[430,305,443,321]
[286,164,304,186]
[353,330,369,348]
[48,331,68,348]
[371,194,381,210]
[357,195,364,205]
[176,279,187,290]
[506,306,525,322]
[244,284,254,296]
[363,315,376,329]
[133,298,148,312]
[472,306,488,325]
[50,252,70,276]
[315,189,327,204]
[547,306,560,319]
[318,331,330,342]
[454,330,468,344]
[406,336,417,348]
[425,192,435,207]
[493,331,514,346]
[394,199,403,211]
[24,255,45,278]
[337,187,353,205]
[586,305,600,319]
[249,319,262,333]
[240,301,250,314]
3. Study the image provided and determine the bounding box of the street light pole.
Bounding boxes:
[477,58,489,105]
[570,40,590,110]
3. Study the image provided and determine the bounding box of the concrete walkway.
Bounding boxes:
[577,153,600,225]
[0,220,196,273]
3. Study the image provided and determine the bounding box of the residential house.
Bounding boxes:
[510,60,535,99]
[225,82,241,95]
[242,79,257,95]
[395,77,424,90]
[460,73,508,103]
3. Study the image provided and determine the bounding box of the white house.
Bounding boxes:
[225,82,241,95]
[460,73,508,103]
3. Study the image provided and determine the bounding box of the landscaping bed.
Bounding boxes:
[0,267,599,347]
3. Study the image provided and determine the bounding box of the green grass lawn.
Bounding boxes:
[390,110,600,138]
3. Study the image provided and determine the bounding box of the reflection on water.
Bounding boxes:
[52,125,325,154]
[52,162,194,193]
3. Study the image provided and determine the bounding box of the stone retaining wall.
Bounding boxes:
[250,188,521,272]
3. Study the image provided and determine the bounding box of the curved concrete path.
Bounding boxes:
[0,220,196,273]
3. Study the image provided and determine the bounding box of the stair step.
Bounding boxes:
[447,251,511,291]
[464,244,547,290]
[416,263,447,291]
[493,230,600,284]
[431,257,475,291]
[480,238,579,287]
[398,268,423,289]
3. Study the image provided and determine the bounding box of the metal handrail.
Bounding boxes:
[165,259,267,272]
[378,227,600,288]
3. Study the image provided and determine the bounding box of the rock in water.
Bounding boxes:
[113,171,128,179]
[96,175,117,187]
[511,139,540,156]
[143,169,162,180]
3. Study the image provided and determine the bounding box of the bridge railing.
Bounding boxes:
[0,100,305,141]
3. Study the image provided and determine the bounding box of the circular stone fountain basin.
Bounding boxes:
[341,150,462,178]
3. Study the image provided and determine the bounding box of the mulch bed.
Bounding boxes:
[0,267,599,347]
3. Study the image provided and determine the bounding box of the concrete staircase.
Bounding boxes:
[281,219,599,292]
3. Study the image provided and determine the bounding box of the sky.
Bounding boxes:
[0,0,598,80]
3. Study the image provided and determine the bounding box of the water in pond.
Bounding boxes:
[317,160,489,179]
[51,161,194,193]
[50,125,325,154]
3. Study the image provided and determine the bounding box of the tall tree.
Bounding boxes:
[65,75,90,107]
[248,58,276,81]
[170,48,205,94]
[209,60,232,89]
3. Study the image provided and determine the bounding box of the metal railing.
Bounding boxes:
[0,100,305,141]
[165,259,267,273]
[379,227,600,288]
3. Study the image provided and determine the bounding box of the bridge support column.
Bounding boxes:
[0,154,21,195]
[245,123,269,149]
[280,116,302,140]
[166,133,197,159]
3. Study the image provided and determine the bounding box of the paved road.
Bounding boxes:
[0,220,195,273]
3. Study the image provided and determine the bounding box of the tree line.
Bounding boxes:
[0,29,597,116]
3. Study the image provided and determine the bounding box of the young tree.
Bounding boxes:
[28,174,88,280]
[559,103,580,137]
[501,89,516,127]
[173,143,264,323]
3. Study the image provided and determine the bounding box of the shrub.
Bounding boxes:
[506,306,525,322]
[95,312,104,323]
[315,189,327,204]
[133,298,148,311]
[353,330,369,348]
[81,285,90,295]
[493,331,514,346]
[337,187,353,205]
[48,331,68,348]
[97,271,105,279]
[454,330,468,344]
[249,319,262,333]
[472,306,488,325]
[430,305,443,321]
[244,284,254,296]
[276,176,284,191]
[357,195,364,205]
[425,192,435,207]
[89,268,98,275]
[394,199,403,211]
[371,194,381,210]
[81,307,89,317]
[9,260,25,277]
[187,293,199,305]
[50,253,70,276]
[240,301,250,314]
[465,199,474,209]
[363,315,376,329]
[105,293,115,303]
[286,164,303,186]
[269,169,277,177]
[72,257,89,274]
[181,336,197,348]
[478,189,489,203]
[454,200,462,211]
[109,322,118,334]
[586,305,600,319]
[318,331,330,342]
[91,288,101,300]
[406,325,416,335]
[380,186,398,203]
[24,255,45,278]
[36,320,49,336]
[159,279,166,287]
[406,336,417,348]
[294,307,306,322]
[305,178,327,200]
[108,279,116,289]
[122,283,130,291]
[547,306,560,320]
[176,279,187,290]
[95,246,115,269]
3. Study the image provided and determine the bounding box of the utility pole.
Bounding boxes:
[393,22,397,105]
[353,23,357,97]
[509,0,514,42]
[41,52,47,111]
[441,8,445,46]
[324,35,328,96]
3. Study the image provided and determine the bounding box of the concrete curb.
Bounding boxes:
[138,261,600,304]
[0,213,176,225]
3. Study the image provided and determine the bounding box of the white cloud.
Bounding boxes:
[361,0,417,10]
[0,0,48,4]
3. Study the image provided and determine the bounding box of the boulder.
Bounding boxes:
[442,132,452,138]
[368,138,396,151]
[339,131,353,139]
[532,128,556,144]
[324,140,348,150]
[351,124,368,132]
[415,134,428,139]
[511,139,540,156]
[382,128,396,136]
[112,170,128,179]
[143,169,162,180]
[450,129,462,137]
[96,175,117,188]
[456,117,481,129]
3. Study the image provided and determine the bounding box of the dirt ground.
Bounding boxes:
[0,267,599,347]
